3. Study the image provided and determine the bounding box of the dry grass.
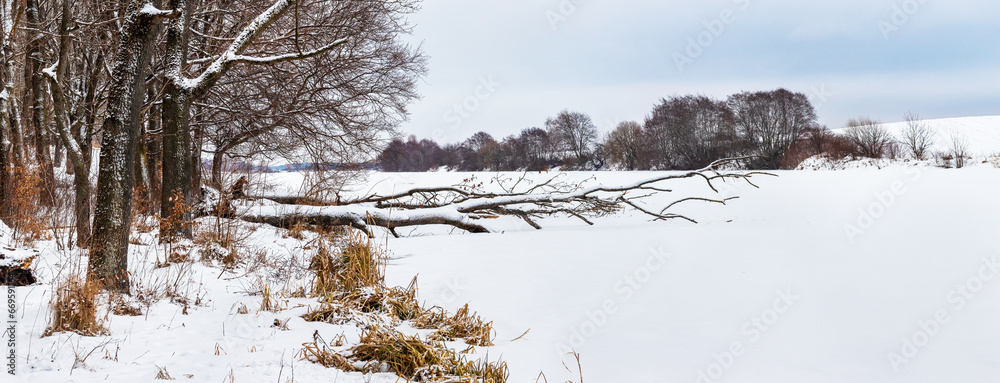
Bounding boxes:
[418,304,496,347]
[987,153,1000,168]
[299,230,504,381]
[160,190,191,243]
[309,231,383,296]
[155,366,175,380]
[43,277,108,337]
[259,283,283,313]
[109,291,143,316]
[303,285,422,324]
[193,217,260,275]
[300,325,508,382]
[9,165,51,246]
[285,220,308,240]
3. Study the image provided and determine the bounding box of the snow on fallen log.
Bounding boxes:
[216,159,774,237]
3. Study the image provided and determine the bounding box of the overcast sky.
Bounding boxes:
[399,0,1000,143]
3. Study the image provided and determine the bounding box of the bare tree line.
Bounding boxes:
[381,89,819,172]
[382,90,975,173]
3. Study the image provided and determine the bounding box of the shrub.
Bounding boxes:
[43,277,108,336]
[844,117,895,158]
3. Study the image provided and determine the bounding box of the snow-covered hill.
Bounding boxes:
[832,115,1000,157]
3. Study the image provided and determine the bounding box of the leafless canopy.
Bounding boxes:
[901,112,936,160]
[844,117,895,159]
[727,89,817,169]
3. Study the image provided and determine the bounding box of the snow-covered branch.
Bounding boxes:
[228,38,347,65]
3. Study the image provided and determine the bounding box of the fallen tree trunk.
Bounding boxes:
[238,202,492,236]
[0,247,38,286]
[213,159,773,237]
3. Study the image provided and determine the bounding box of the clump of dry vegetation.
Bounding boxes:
[43,277,108,336]
[300,325,508,382]
[9,165,51,246]
[300,230,504,381]
[309,231,383,295]
[417,304,496,347]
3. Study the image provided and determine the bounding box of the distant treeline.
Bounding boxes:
[378,88,924,172]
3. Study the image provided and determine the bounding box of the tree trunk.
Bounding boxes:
[189,117,203,201]
[160,0,192,238]
[24,0,56,206]
[211,150,224,190]
[89,3,162,292]
[46,0,91,248]
[144,109,162,214]
[0,0,13,220]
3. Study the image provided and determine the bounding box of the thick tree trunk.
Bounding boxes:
[160,0,192,238]
[89,4,162,292]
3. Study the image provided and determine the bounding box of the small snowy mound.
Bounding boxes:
[795,156,934,171]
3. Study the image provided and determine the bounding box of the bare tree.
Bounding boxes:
[161,0,423,237]
[44,0,93,247]
[950,133,970,168]
[546,110,598,168]
[645,95,737,170]
[604,121,643,170]
[728,89,816,169]
[901,112,936,160]
[844,117,894,158]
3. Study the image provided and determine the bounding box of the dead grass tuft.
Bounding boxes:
[9,165,51,246]
[300,326,508,382]
[109,291,144,316]
[155,366,175,380]
[418,304,496,347]
[309,231,383,296]
[260,283,282,312]
[299,229,503,381]
[43,277,108,337]
[303,285,421,324]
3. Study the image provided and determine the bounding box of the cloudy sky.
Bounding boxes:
[399,0,1000,143]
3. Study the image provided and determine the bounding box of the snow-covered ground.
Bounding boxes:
[8,141,1000,382]
[373,167,1000,382]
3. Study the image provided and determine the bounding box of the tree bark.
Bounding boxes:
[160,0,192,238]
[0,0,13,220]
[23,0,56,206]
[89,3,164,292]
